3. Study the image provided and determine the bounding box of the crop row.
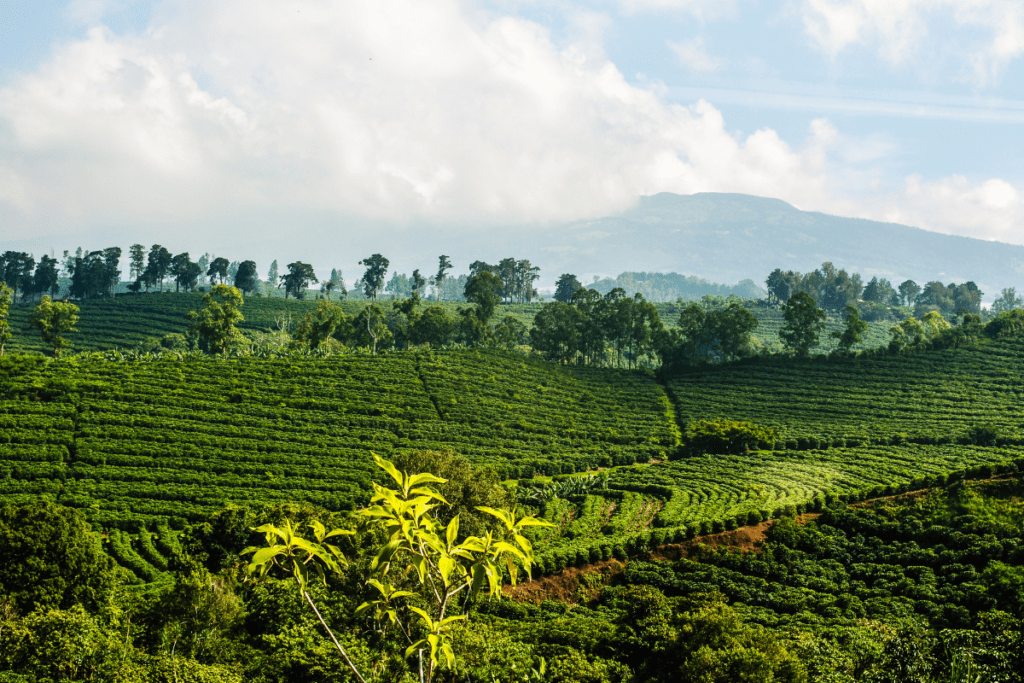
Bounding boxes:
[529,444,1024,572]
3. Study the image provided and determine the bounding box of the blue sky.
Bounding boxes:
[2,0,1024,271]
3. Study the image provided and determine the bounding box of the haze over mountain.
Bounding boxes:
[512,192,1024,301]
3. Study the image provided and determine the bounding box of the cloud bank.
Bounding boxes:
[0,0,1022,250]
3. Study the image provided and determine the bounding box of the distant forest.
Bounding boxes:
[590,272,766,302]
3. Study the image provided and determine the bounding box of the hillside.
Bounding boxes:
[2,340,1023,576]
[520,192,1024,297]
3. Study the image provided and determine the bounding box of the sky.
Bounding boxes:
[2,0,1024,281]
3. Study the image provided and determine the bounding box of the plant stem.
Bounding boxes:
[303,590,368,683]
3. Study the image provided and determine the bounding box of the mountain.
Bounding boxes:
[519,192,1024,300]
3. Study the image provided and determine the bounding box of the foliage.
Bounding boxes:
[245,454,552,683]
[779,291,826,357]
[189,285,245,354]
[0,281,12,356]
[30,295,80,357]
[359,254,390,301]
[0,500,118,613]
[280,262,318,300]
[831,305,867,352]
[682,419,777,456]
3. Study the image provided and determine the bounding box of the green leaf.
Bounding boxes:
[373,453,406,488]
[446,516,460,547]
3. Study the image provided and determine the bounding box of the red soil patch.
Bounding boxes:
[506,514,820,604]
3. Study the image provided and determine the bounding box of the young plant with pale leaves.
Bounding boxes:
[243,454,552,683]
[356,454,553,682]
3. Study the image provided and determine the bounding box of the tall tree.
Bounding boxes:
[281,262,318,299]
[359,254,389,301]
[529,302,582,364]
[464,271,502,326]
[554,274,583,303]
[101,247,121,296]
[898,280,921,307]
[779,291,826,358]
[30,256,61,300]
[432,255,452,302]
[197,253,211,284]
[411,269,427,297]
[30,296,79,357]
[207,257,230,286]
[384,272,411,299]
[234,260,258,294]
[0,282,12,356]
[129,244,146,282]
[146,245,172,292]
[1,252,35,301]
[992,287,1023,313]
[513,259,540,302]
[188,285,245,354]
[267,260,279,295]
[171,252,193,293]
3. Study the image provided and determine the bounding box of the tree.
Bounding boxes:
[992,287,1023,314]
[234,260,258,294]
[779,291,826,357]
[146,245,172,292]
[280,262,318,299]
[266,260,279,295]
[464,271,502,325]
[129,244,146,281]
[831,305,867,352]
[244,454,550,683]
[30,296,79,357]
[30,255,61,300]
[359,254,390,301]
[385,272,412,299]
[188,285,245,354]
[411,269,427,297]
[432,255,452,301]
[171,252,193,293]
[898,280,921,307]
[554,274,583,303]
[0,501,118,614]
[1,251,35,301]
[292,301,347,350]
[411,306,456,348]
[530,302,581,364]
[207,257,230,286]
[330,268,347,299]
[353,303,392,353]
[0,282,12,356]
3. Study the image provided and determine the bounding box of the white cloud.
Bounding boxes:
[614,0,736,19]
[800,0,1024,85]
[879,174,1024,243]
[0,0,839,240]
[668,37,723,72]
[1,0,1021,251]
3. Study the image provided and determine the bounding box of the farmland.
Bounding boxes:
[3,335,1024,582]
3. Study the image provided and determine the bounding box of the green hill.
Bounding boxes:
[2,339,1023,578]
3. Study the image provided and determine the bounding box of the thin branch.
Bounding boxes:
[303,590,368,683]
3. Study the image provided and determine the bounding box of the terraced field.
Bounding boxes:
[3,338,1023,578]
[667,338,1024,447]
[0,350,674,529]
